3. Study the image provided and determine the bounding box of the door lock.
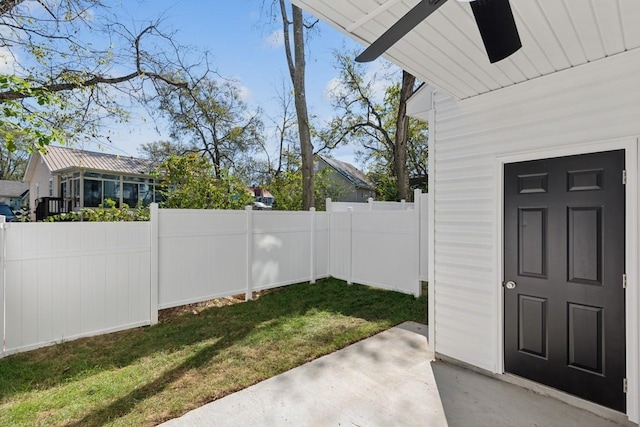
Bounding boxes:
[504,281,517,290]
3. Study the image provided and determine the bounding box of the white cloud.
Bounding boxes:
[263,29,284,49]
[323,76,343,101]
[237,84,252,102]
[229,78,252,102]
[0,46,17,73]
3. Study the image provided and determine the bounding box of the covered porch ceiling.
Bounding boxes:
[291,0,640,100]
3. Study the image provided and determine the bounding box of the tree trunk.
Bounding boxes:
[394,70,415,201]
[280,2,314,210]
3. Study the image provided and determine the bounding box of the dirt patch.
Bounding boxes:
[158,294,247,321]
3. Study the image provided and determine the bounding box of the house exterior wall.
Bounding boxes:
[28,153,58,220]
[316,162,374,203]
[421,48,640,420]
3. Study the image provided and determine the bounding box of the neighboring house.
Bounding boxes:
[250,187,274,207]
[315,155,375,202]
[23,145,160,220]
[294,0,640,423]
[0,180,28,211]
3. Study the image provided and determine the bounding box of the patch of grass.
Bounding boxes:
[0,278,426,426]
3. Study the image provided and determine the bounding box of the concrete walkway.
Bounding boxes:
[160,322,632,427]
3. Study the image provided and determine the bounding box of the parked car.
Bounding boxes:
[0,203,20,222]
[253,201,272,210]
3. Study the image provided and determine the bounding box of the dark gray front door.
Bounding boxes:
[504,150,626,412]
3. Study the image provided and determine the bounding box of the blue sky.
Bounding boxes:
[97,0,380,166]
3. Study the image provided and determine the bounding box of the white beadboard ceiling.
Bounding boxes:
[291,0,640,100]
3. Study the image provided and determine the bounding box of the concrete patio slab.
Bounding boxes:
[160,322,633,427]
[161,322,445,427]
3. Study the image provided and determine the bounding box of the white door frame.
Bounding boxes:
[494,137,639,422]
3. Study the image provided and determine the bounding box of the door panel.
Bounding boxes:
[504,150,625,412]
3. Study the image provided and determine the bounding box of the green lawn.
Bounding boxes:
[0,278,427,426]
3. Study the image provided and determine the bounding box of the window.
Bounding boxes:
[64,171,157,208]
[122,182,138,207]
[48,179,53,197]
[84,179,102,207]
[103,180,120,207]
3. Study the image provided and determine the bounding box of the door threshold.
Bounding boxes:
[435,353,634,426]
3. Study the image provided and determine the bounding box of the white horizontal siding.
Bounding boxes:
[431,48,640,373]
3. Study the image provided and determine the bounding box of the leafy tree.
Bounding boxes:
[155,77,263,178]
[0,127,31,179]
[156,154,253,210]
[138,140,189,166]
[269,166,345,211]
[0,0,198,152]
[322,50,428,200]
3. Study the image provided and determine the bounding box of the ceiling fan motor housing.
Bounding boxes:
[470,0,522,63]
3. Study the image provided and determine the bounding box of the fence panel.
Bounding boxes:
[252,211,324,290]
[3,221,151,355]
[157,209,248,309]
[350,210,420,296]
[314,213,330,278]
[329,212,350,282]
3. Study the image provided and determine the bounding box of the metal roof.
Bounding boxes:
[318,155,376,190]
[42,145,154,176]
[291,0,640,100]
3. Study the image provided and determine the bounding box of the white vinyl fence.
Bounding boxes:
[328,189,426,295]
[1,191,427,358]
[157,207,329,310]
[2,221,151,356]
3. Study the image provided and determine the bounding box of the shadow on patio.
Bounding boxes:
[162,321,635,427]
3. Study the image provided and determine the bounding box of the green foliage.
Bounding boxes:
[269,167,347,211]
[368,172,398,202]
[0,75,65,152]
[138,140,188,166]
[269,170,303,211]
[44,199,150,222]
[156,154,253,210]
[0,2,196,154]
[0,127,31,179]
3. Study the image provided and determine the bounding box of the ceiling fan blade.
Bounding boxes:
[356,0,449,63]
[470,0,522,63]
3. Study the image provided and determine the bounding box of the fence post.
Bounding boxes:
[347,207,353,285]
[326,198,332,279]
[401,199,406,210]
[245,205,253,301]
[368,197,374,211]
[149,203,159,325]
[310,207,316,284]
[0,216,5,356]
[414,188,422,297]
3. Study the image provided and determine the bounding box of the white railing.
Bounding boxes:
[0,191,428,358]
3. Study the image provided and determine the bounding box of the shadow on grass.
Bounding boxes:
[0,278,427,425]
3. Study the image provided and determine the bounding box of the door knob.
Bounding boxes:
[505,281,517,290]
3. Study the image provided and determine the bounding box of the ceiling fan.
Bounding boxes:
[356,0,522,64]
